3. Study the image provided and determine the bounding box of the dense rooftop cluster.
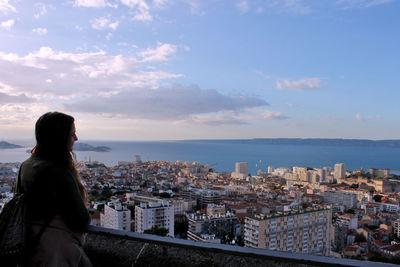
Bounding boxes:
[1,159,400,263]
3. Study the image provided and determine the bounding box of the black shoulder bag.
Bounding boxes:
[0,165,27,265]
[0,165,53,266]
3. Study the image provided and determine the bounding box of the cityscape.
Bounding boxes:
[1,157,400,263]
[1,0,400,265]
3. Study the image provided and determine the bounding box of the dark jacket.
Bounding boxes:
[19,155,90,232]
[19,155,92,266]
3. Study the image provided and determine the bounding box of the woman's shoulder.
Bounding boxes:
[22,155,67,176]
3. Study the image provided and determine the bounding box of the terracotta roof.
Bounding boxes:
[344,245,359,252]
[373,240,388,248]
[383,244,400,252]
[361,252,374,258]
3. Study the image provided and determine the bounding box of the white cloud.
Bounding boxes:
[0,19,14,30]
[64,84,269,121]
[91,17,119,30]
[34,3,47,19]
[336,0,393,9]
[0,46,273,125]
[236,0,249,13]
[190,109,287,125]
[276,77,322,91]
[183,0,205,15]
[285,102,293,107]
[32,27,48,35]
[355,113,364,122]
[0,92,35,104]
[0,0,16,13]
[0,46,181,99]
[236,0,312,15]
[281,0,312,14]
[138,42,177,62]
[74,0,107,8]
[153,0,167,8]
[109,20,119,30]
[133,9,152,21]
[119,0,153,21]
[91,17,110,29]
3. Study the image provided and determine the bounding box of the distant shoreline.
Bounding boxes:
[0,141,111,152]
[175,138,400,148]
[2,138,400,149]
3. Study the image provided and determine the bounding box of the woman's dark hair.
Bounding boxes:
[32,112,87,204]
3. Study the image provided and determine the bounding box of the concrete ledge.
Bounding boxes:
[84,226,397,267]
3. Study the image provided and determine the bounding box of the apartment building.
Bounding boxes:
[186,211,238,242]
[393,219,400,238]
[100,200,131,231]
[293,166,310,182]
[231,162,248,180]
[334,163,346,179]
[336,214,358,230]
[323,190,358,209]
[135,201,174,237]
[244,206,332,256]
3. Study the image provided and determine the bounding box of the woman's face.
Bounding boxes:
[69,123,78,151]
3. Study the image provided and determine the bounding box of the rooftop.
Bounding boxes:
[248,206,329,220]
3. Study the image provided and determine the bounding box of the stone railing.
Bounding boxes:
[84,226,397,267]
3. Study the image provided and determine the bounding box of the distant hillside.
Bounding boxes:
[74,143,111,152]
[185,138,400,148]
[0,141,23,149]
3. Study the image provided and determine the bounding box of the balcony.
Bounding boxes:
[84,226,395,267]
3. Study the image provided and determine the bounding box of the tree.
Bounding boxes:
[373,195,383,202]
[159,192,171,198]
[174,220,188,238]
[96,204,104,212]
[144,225,169,236]
[100,187,112,201]
[350,183,359,189]
[354,233,366,243]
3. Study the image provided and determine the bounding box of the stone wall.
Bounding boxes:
[84,226,396,267]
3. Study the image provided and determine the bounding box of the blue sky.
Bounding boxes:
[0,0,399,140]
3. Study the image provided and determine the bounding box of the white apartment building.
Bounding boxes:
[135,201,174,237]
[100,200,131,231]
[336,214,358,230]
[393,219,400,238]
[231,162,248,180]
[236,162,248,174]
[244,206,332,256]
[363,201,400,213]
[334,163,346,179]
[293,166,310,182]
[323,190,358,209]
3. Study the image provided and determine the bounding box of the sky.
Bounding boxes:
[0,0,399,141]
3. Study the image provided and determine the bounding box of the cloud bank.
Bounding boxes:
[0,46,280,125]
[276,77,322,91]
[64,84,270,121]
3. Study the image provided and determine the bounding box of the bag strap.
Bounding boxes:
[15,163,23,194]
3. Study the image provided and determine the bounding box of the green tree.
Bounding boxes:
[159,192,171,198]
[100,187,112,201]
[144,225,169,236]
[96,204,105,212]
[174,220,188,238]
[354,233,366,243]
[373,195,383,202]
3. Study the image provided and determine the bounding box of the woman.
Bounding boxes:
[18,112,91,266]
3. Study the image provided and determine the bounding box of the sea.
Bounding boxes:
[1,140,400,175]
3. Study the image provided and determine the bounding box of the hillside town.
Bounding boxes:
[1,158,400,263]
